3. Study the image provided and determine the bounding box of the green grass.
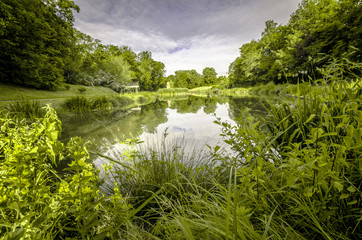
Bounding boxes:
[0,83,119,107]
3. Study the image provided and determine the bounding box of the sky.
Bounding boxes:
[73,0,301,76]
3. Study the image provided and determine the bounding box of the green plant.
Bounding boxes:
[100,136,218,231]
[5,98,43,119]
[211,79,362,239]
[63,96,92,113]
[64,83,71,90]
[78,86,87,94]
[92,96,113,110]
[0,106,156,239]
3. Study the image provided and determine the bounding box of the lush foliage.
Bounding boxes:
[66,41,167,92]
[0,0,79,90]
[0,1,166,92]
[229,0,362,87]
[5,99,43,119]
[169,67,223,89]
[1,78,361,239]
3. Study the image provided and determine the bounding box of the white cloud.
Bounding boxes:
[73,0,302,76]
[153,36,243,76]
[75,19,178,52]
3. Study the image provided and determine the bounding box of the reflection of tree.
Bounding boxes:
[227,97,267,120]
[203,98,218,114]
[170,96,205,114]
[61,100,169,147]
[138,99,168,133]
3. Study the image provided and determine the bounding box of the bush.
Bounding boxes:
[92,96,113,110]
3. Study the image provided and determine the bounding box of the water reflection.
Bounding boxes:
[61,96,267,156]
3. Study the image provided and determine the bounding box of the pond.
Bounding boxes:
[60,95,267,161]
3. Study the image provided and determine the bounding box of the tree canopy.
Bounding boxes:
[0,0,166,91]
[228,0,362,87]
[0,0,79,89]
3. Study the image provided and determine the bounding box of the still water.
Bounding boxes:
[60,96,266,159]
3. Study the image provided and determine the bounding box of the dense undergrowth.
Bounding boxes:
[0,79,361,239]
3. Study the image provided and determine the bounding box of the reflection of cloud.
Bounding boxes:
[171,126,186,132]
[73,0,301,75]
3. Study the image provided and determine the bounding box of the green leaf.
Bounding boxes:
[305,114,316,124]
[347,200,357,205]
[333,181,343,192]
[347,186,356,193]
[340,193,349,199]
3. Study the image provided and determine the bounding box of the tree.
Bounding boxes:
[202,67,218,86]
[228,0,362,86]
[0,0,79,89]
[137,51,165,91]
[174,70,203,88]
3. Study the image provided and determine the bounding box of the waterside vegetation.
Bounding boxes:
[1,78,361,239]
[1,0,362,238]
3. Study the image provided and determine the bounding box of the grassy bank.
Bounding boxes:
[0,83,119,108]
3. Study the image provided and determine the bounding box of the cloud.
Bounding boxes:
[73,0,301,75]
[75,19,178,52]
[153,35,243,76]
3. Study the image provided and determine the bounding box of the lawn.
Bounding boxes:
[0,83,118,107]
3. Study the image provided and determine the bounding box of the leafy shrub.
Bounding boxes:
[0,106,153,239]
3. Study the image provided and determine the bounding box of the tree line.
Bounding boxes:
[0,0,226,92]
[166,67,228,89]
[0,0,167,91]
[228,0,362,87]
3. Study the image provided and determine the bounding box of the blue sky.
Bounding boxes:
[73,0,301,76]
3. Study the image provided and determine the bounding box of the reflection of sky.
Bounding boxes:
[140,102,234,147]
[94,102,236,168]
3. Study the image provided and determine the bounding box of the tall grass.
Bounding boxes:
[98,136,221,231]
[5,98,43,119]
[62,96,113,113]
